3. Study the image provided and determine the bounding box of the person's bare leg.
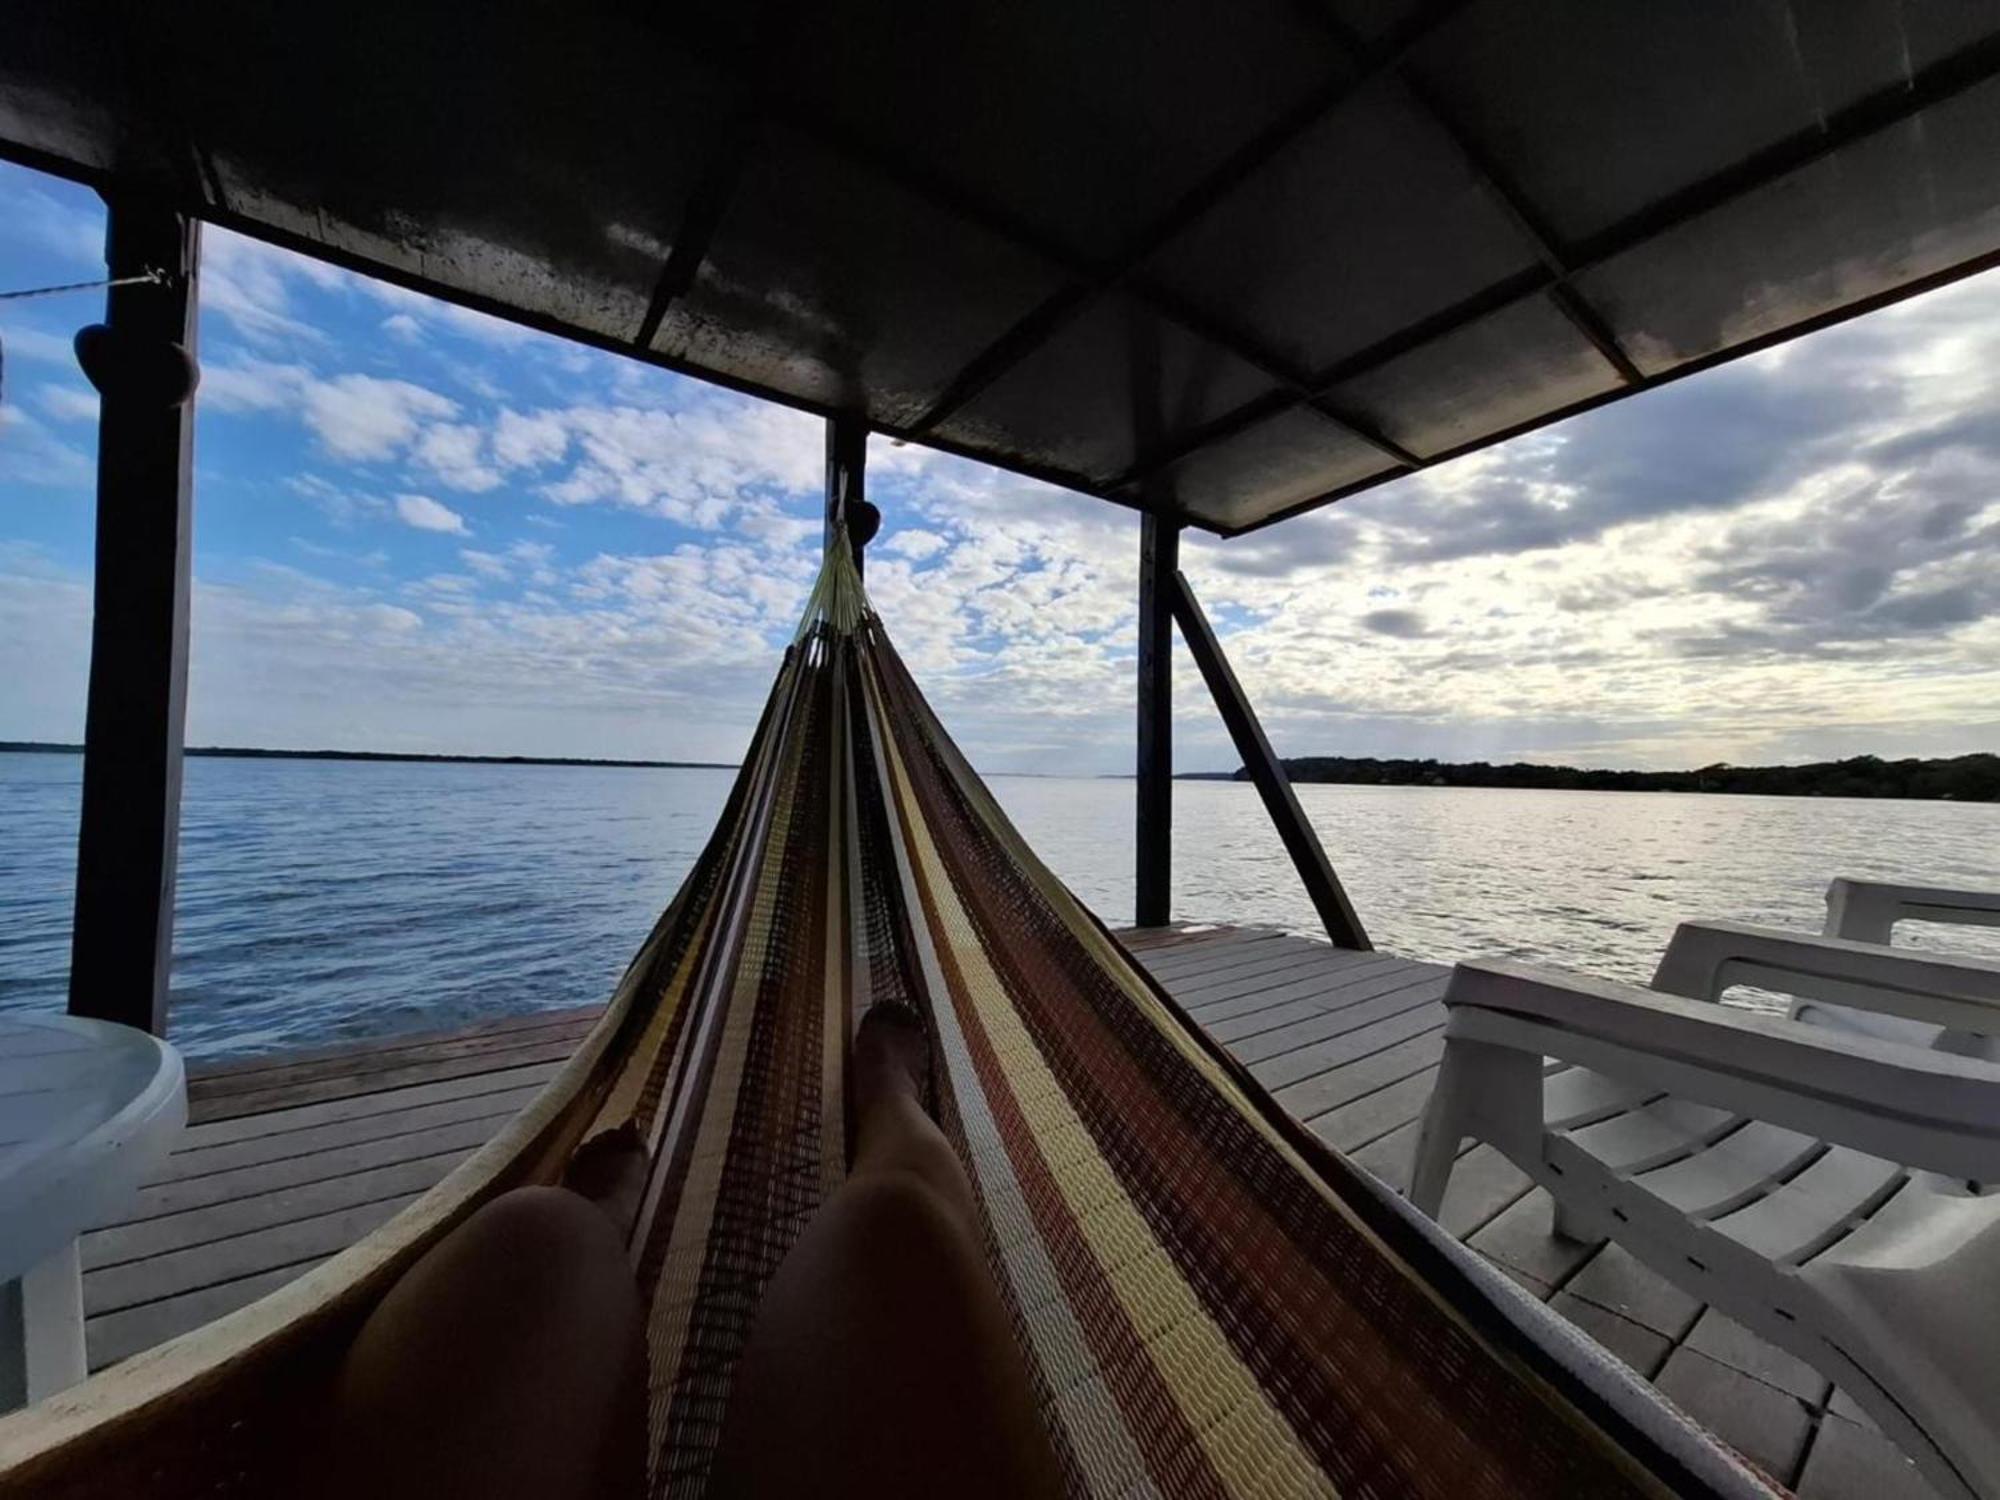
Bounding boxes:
[708,1006,1062,1499]
[309,1184,647,1500]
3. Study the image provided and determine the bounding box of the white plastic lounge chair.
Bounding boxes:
[1789,878,2000,1060]
[1410,923,2000,1500]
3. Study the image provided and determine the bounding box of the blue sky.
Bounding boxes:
[4,157,2000,774]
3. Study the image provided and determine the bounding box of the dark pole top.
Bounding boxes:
[847,497,882,558]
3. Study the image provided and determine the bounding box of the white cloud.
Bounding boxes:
[538,398,821,524]
[366,603,424,632]
[394,493,469,535]
[37,385,98,423]
[412,421,500,492]
[199,358,307,414]
[362,281,535,347]
[0,405,92,489]
[303,375,458,461]
[883,527,946,561]
[12,184,1996,780]
[200,228,343,347]
[0,325,80,366]
[286,473,387,528]
[459,548,512,581]
[492,407,568,469]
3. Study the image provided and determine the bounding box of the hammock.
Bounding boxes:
[0,541,1780,1499]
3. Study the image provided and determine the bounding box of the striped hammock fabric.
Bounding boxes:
[582,541,1780,1499]
[0,539,1783,1499]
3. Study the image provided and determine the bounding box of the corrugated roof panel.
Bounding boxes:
[1325,295,1621,461]
[5,0,2000,533]
[933,293,1274,486]
[1579,79,2000,375]
[1153,407,1395,530]
[772,0,1342,264]
[1413,0,1916,247]
[1142,81,1541,375]
[651,128,1070,429]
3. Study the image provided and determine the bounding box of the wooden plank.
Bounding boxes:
[1219,963,1443,1033]
[1307,1065,1446,1153]
[1274,1030,1448,1120]
[85,1151,469,1270]
[1182,955,1431,1021]
[1144,930,1336,977]
[1170,947,1399,1005]
[112,1106,524,1223]
[187,1015,597,1107]
[1212,980,1444,1065]
[1203,968,1444,1046]
[1143,925,1294,958]
[84,1194,421,1316]
[1164,954,1383,1013]
[188,1039,579,1123]
[186,1003,603,1083]
[1115,923,1255,955]
[1655,1348,1814,1484]
[1135,934,1324,986]
[163,1065,559,1162]
[86,1259,330,1372]
[1240,996,1447,1084]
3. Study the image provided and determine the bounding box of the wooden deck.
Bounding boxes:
[86,925,1930,1498]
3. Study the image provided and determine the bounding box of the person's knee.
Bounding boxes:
[469,1187,639,1324]
[371,1186,640,1363]
[835,1170,981,1278]
[471,1186,624,1267]
[324,1187,646,1500]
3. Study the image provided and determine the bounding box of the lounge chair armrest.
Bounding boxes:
[1650,920,2000,1033]
[1443,959,2000,1181]
[1825,876,2000,944]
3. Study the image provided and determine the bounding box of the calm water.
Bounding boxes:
[3,752,1998,1060]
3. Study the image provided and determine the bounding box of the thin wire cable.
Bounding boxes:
[0,269,164,302]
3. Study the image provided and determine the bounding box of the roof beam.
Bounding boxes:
[1295,1,1644,386]
[1390,74,1644,386]
[1231,233,2000,537]
[1114,27,2000,498]
[634,120,759,349]
[897,0,1477,439]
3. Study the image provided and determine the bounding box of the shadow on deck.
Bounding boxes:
[87,925,1931,1498]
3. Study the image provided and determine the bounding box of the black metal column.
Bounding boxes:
[1135,513,1178,927]
[1170,569,1371,950]
[67,199,201,1034]
[824,415,867,573]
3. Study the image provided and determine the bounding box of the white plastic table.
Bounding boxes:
[0,1012,185,1409]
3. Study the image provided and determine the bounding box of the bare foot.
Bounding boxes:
[852,1004,933,1122]
[561,1121,649,1241]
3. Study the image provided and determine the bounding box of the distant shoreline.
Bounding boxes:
[0,742,738,772]
[8,742,1994,801]
[1219,752,2000,803]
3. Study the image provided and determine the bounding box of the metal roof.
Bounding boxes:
[7,1,2000,534]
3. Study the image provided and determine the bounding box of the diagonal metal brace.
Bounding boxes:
[1170,569,1370,950]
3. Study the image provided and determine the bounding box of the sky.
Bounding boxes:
[2,157,1998,776]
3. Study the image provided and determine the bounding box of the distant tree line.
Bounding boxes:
[1244,753,2000,802]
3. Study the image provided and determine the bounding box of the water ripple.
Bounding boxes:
[4,755,1998,1060]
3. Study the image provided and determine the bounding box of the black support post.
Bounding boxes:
[1170,569,1371,950]
[67,199,201,1035]
[824,415,867,574]
[1135,514,1178,927]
